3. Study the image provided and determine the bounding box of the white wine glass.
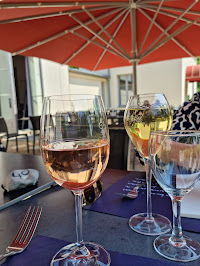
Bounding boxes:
[40,94,110,265]
[150,130,200,262]
[124,93,172,235]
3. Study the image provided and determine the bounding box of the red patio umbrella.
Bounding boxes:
[0,0,200,94]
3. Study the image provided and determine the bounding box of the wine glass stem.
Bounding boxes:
[144,158,153,220]
[74,191,84,245]
[170,199,185,246]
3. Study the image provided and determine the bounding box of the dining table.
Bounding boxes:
[0,152,199,265]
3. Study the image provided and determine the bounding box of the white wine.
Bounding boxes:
[124,107,172,158]
[41,139,109,190]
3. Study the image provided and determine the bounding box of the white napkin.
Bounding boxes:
[2,169,39,192]
[181,180,200,219]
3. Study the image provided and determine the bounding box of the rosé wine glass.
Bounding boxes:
[40,94,110,266]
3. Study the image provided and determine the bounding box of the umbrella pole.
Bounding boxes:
[130,4,137,95]
[132,61,137,95]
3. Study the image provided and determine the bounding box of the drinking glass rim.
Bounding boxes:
[128,93,167,99]
[44,94,100,101]
[151,130,200,137]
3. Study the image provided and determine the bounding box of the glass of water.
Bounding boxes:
[150,130,200,262]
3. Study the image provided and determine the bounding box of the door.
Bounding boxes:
[0,50,18,134]
[26,57,43,116]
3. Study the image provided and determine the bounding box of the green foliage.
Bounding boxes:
[69,66,79,69]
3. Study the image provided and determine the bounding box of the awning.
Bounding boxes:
[186,65,200,82]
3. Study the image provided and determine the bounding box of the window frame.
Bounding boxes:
[118,74,133,107]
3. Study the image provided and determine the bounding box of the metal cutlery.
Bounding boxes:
[0,206,42,261]
[116,182,146,199]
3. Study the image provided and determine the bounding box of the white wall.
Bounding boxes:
[40,59,69,97]
[38,60,110,108]
[69,74,101,95]
[109,58,197,109]
[137,59,182,107]
[69,72,109,108]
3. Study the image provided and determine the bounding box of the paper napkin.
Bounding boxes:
[1,169,39,192]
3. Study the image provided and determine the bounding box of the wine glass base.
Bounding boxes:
[154,234,200,262]
[129,213,171,235]
[50,242,111,266]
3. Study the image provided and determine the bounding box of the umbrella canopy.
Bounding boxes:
[0,0,200,94]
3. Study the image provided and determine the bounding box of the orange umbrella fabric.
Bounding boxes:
[0,0,200,93]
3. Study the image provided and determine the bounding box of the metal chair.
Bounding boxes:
[29,116,40,154]
[0,117,29,153]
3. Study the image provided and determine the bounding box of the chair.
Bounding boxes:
[29,116,40,154]
[0,117,29,153]
[107,126,129,170]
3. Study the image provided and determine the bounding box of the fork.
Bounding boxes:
[116,182,146,199]
[0,206,42,261]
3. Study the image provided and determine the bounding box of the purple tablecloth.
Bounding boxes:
[2,235,180,266]
[85,172,200,233]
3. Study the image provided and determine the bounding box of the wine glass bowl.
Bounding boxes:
[124,94,172,159]
[124,93,172,235]
[40,94,110,265]
[150,130,200,262]
[42,138,109,191]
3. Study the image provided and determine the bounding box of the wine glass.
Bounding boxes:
[150,130,200,262]
[40,94,110,265]
[124,93,172,235]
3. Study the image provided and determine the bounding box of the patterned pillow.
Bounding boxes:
[171,92,200,130]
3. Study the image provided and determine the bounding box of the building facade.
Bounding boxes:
[0,49,197,133]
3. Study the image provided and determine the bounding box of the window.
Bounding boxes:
[118,74,133,106]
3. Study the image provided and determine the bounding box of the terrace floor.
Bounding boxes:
[2,135,40,156]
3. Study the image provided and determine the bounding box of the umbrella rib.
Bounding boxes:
[0,6,113,25]
[140,14,200,60]
[139,0,197,59]
[93,9,130,70]
[0,2,130,9]
[138,8,194,58]
[143,6,200,26]
[141,0,180,3]
[72,31,130,60]
[83,8,130,58]
[141,3,200,16]
[138,0,164,55]
[69,13,128,59]
[12,7,123,55]
[62,8,129,65]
